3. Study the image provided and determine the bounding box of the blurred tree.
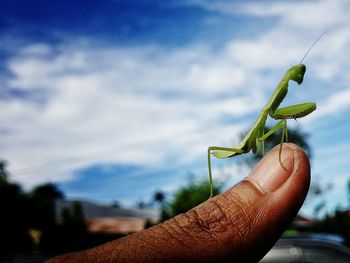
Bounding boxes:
[0,159,9,181]
[137,201,146,209]
[315,210,350,246]
[144,219,154,229]
[142,191,167,229]
[111,201,121,208]
[0,160,33,260]
[160,179,222,221]
[60,202,86,235]
[29,183,66,254]
[151,190,168,224]
[30,183,64,229]
[154,191,165,205]
[308,181,333,218]
[40,201,87,252]
[348,179,350,208]
[0,160,97,256]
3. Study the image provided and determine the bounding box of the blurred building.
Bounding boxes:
[55,200,160,234]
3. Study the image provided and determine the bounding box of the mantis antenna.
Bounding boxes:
[299,31,328,64]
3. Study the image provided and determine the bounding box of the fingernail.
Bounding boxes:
[248,144,295,193]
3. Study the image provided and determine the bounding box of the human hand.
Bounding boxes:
[47,143,310,263]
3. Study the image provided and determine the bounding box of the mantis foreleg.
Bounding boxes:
[269,102,316,120]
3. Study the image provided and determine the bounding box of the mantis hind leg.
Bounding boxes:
[207,146,244,198]
[258,120,287,169]
[260,129,265,156]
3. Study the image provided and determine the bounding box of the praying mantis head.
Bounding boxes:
[289,64,306,85]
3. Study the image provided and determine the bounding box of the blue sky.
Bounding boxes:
[1,0,350,217]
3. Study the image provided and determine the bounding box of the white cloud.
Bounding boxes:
[3,0,350,199]
[309,88,350,120]
[186,0,348,29]
[185,0,350,77]
[236,0,345,29]
[1,41,260,188]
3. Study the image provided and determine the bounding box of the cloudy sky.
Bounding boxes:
[1,0,350,216]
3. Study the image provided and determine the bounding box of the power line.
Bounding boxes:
[10,125,206,176]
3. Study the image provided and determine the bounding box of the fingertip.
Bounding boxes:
[275,143,310,206]
[248,143,296,193]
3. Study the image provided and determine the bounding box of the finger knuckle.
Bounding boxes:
[184,195,254,242]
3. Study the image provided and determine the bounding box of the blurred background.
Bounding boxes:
[1,0,350,261]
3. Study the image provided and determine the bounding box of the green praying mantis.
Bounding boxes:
[207,32,327,197]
